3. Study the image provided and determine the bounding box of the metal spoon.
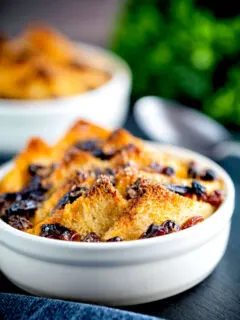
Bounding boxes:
[134,96,240,160]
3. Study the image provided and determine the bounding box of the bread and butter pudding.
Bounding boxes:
[0,25,110,99]
[0,120,224,242]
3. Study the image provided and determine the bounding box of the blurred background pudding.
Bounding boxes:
[0,25,111,99]
[0,19,131,154]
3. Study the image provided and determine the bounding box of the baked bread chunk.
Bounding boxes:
[0,120,224,241]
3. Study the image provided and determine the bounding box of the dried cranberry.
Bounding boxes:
[166,184,192,196]
[149,162,162,173]
[140,224,166,239]
[82,232,101,242]
[161,220,180,233]
[181,216,204,230]
[166,181,206,199]
[191,181,206,197]
[7,200,38,218]
[40,223,80,241]
[106,236,122,242]
[200,169,217,181]
[206,190,223,207]
[162,166,175,176]
[8,215,33,230]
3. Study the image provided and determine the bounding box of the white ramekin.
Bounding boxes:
[0,144,235,306]
[0,43,131,153]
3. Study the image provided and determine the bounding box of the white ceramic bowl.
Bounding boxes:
[0,43,131,153]
[0,144,235,306]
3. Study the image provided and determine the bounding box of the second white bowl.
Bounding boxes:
[0,43,131,153]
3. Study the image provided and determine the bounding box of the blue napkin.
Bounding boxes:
[0,293,160,320]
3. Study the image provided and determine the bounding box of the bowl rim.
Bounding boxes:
[0,41,131,113]
[0,142,235,250]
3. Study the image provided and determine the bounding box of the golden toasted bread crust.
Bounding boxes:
[0,120,224,241]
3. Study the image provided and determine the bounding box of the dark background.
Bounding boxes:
[0,0,123,46]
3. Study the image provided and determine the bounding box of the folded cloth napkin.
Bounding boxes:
[0,293,160,320]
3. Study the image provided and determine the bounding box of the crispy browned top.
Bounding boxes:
[0,120,224,241]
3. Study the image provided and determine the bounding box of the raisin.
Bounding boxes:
[7,200,38,218]
[0,192,22,202]
[162,166,175,176]
[140,224,166,239]
[74,140,112,160]
[106,236,122,242]
[40,223,80,241]
[200,169,217,181]
[27,190,46,202]
[82,232,101,242]
[52,186,86,213]
[206,190,223,207]
[187,162,199,179]
[75,140,100,153]
[53,194,69,212]
[166,184,192,196]
[94,151,114,160]
[161,220,180,233]
[22,175,51,197]
[149,162,162,173]
[0,193,22,219]
[191,181,206,197]
[8,215,33,231]
[181,216,204,230]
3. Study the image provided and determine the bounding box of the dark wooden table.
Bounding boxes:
[1,114,240,320]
